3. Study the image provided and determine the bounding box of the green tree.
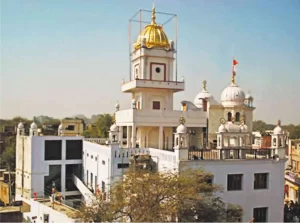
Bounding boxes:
[95,114,113,138]
[1,146,16,170]
[79,168,242,222]
[82,114,113,138]
[1,136,16,170]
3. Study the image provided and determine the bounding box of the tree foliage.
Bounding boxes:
[79,168,242,222]
[1,136,16,170]
[81,114,113,138]
[253,120,300,139]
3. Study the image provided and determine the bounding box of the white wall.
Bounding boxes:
[180,159,286,222]
[82,142,180,191]
[83,141,111,192]
[15,135,84,200]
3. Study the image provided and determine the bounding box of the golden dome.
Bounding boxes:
[134,7,170,50]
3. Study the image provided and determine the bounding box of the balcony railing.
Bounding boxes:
[188,148,274,160]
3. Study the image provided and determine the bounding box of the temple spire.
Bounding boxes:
[202,80,207,91]
[151,6,156,25]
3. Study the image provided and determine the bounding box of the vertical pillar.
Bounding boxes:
[220,135,224,148]
[158,126,163,149]
[227,137,230,147]
[127,126,131,148]
[61,165,66,193]
[132,124,136,148]
[119,126,123,145]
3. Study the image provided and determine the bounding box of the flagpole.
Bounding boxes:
[232,57,235,85]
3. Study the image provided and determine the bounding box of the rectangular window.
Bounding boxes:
[253,207,268,222]
[117,163,129,169]
[227,174,243,191]
[95,175,98,192]
[205,175,214,185]
[44,165,61,196]
[182,103,187,111]
[86,170,88,185]
[254,173,268,189]
[43,214,49,223]
[66,164,82,191]
[66,140,83,160]
[152,101,160,110]
[102,181,105,193]
[45,140,62,160]
[66,125,75,130]
[91,172,93,189]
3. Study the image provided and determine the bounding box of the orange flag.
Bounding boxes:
[233,59,238,66]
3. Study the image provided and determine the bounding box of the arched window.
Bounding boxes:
[235,112,240,122]
[273,138,276,146]
[227,112,232,121]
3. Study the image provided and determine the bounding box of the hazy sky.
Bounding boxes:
[1,0,300,124]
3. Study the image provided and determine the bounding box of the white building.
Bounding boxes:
[15,122,85,222]
[15,6,287,223]
[82,7,287,222]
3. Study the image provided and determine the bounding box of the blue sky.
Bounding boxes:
[1,0,300,124]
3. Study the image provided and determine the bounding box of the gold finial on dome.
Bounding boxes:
[203,80,207,91]
[179,116,186,125]
[134,6,170,50]
[151,6,156,25]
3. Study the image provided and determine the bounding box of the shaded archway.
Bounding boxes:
[227,112,232,121]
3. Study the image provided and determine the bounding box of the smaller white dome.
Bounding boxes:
[245,92,253,99]
[226,122,241,132]
[218,124,227,133]
[273,126,283,134]
[221,83,246,107]
[176,124,187,134]
[58,124,63,130]
[240,124,248,132]
[194,80,215,108]
[110,124,119,132]
[30,122,37,129]
[18,122,24,129]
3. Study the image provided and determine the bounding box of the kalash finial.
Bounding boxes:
[179,116,186,125]
[151,6,156,25]
[202,80,207,91]
[277,120,281,126]
[112,113,116,124]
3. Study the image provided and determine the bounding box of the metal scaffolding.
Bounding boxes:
[128,8,178,82]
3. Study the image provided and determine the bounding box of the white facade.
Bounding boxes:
[181,159,286,222]
[15,125,84,203]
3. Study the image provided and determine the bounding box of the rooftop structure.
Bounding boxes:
[15,5,288,223]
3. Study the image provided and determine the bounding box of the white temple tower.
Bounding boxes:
[116,7,200,150]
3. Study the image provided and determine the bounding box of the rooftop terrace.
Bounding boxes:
[188,148,275,160]
[35,198,79,219]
